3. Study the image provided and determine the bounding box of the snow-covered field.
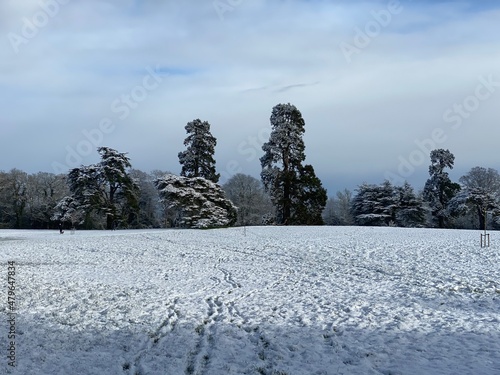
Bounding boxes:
[1,226,499,375]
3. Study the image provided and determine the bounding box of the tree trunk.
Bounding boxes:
[438,215,445,228]
[478,206,486,230]
[106,214,114,230]
[107,185,116,230]
[282,150,291,225]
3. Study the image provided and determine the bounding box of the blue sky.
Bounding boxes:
[1,0,499,194]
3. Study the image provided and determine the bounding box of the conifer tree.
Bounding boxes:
[260,103,326,224]
[65,147,139,229]
[292,165,327,225]
[178,119,220,183]
[351,181,397,226]
[156,174,236,228]
[423,149,460,228]
[396,182,426,227]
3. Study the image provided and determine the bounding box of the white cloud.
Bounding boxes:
[1,0,500,193]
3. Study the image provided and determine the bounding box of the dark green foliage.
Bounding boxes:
[260,103,326,225]
[178,119,220,183]
[423,149,460,228]
[291,165,328,225]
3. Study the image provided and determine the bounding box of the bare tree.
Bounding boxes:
[323,189,354,226]
[26,172,68,228]
[223,174,271,226]
[0,169,29,228]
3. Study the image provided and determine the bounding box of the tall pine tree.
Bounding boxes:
[260,103,326,225]
[423,149,460,228]
[178,119,220,183]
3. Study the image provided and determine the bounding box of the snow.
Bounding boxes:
[156,174,236,228]
[1,226,499,375]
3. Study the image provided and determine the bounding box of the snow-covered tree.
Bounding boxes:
[178,119,220,183]
[51,196,85,227]
[449,167,500,230]
[260,103,326,225]
[222,173,271,226]
[351,181,398,226]
[65,147,139,230]
[155,174,236,229]
[261,103,305,224]
[423,149,460,228]
[395,182,426,227]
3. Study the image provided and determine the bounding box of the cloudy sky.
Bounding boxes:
[1,0,499,194]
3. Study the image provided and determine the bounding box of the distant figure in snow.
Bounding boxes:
[59,223,64,234]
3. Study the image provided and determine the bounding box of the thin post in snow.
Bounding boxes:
[480,208,490,248]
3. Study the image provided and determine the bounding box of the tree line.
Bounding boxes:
[324,149,500,230]
[1,103,499,230]
[0,103,325,229]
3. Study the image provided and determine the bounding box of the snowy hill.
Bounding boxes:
[1,227,499,374]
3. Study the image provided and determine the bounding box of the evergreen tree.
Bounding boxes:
[51,196,85,228]
[292,165,327,225]
[156,174,236,228]
[379,180,399,224]
[423,149,460,228]
[395,182,426,227]
[65,147,139,230]
[178,119,220,183]
[351,181,397,226]
[260,103,326,224]
[351,183,382,226]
